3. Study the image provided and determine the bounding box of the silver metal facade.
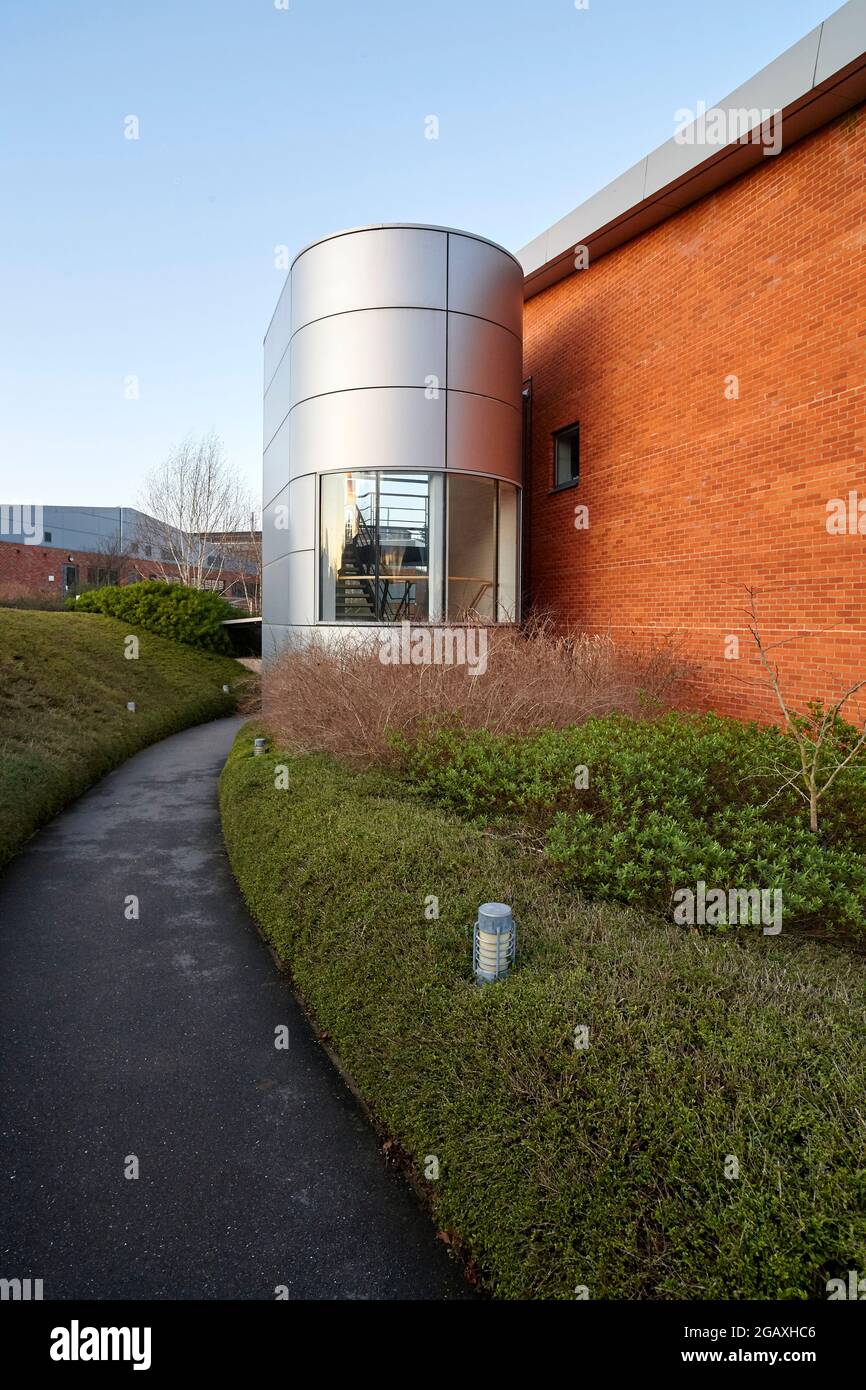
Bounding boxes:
[262,223,524,653]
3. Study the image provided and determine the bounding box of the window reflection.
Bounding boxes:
[446,473,496,621]
[320,472,436,622]
[320,470,518,625]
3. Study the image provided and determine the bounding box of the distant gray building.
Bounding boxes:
[0,505,161,555]
[0,505,258,605]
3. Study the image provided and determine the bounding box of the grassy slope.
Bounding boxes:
[0,608,248,869]
[220,728,866,1300]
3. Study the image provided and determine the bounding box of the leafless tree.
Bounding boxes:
[217,509,262,613]
[745,586,866,833]
[138,432,249,590]
[92,529,136,587]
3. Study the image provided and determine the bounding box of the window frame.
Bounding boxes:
[551,421,580,492]
[317,469,520,626]
[319,469,434,625]
[444,472,499,625]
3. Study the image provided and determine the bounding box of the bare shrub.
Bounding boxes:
[0,581,65,611]
[745,586,866,833]
[263,615,691,767]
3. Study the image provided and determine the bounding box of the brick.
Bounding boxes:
[523,104,866,720]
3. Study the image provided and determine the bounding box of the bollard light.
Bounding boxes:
[222,684,230,694]
[473,902,516,985]
[126,701,136,713]
[253,736,267,756]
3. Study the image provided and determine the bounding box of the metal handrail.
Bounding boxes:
[340,503,425,620]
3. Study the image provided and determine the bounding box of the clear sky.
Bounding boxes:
[0,0,838,507]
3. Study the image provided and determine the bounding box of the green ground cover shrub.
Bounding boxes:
[220,727,866,1299]
[399,714,866,936]
[69,580,233,652]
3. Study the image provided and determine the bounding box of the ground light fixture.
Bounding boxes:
[473,903,516,985]
[253,737,267,756]
[126,701,135,713]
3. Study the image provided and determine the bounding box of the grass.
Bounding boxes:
[0,608,252,869]
[220,725,866,1300]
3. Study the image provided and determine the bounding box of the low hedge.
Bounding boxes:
[219,726,866,1300]
[400,714,866,937]
[69,580,233,652]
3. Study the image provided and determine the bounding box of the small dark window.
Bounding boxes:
[86,565,118,586]
[553,422,580,488]
[43,530,52,542]
[144,544,152,558]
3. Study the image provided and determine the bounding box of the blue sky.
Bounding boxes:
[0,0,836,506]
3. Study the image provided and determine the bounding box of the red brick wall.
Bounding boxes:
[0,543,250,603]
[0,543,65,593]
[523,104,866,721]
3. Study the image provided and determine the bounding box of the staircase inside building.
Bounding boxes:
[334,508,426,622]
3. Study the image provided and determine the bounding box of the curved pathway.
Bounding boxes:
[0,717,466,1300]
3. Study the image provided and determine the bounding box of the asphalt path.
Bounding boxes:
[0,717,466,1300]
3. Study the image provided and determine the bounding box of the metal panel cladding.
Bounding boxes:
[262,223,524,649]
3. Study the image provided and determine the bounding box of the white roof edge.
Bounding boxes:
[518,0,866,297]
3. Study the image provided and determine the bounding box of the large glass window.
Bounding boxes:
[319,470,518,624]
[320,472,441,623]
[497,482,518,623]
[446,474,496,621]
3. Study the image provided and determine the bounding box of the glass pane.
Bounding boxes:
[320,471,378,622]
[378,473,433,622]
[555,426,579,486]
[447,474,496,621]
[497,483,518,622]
[427,473,445,623]
[320,471,442,623]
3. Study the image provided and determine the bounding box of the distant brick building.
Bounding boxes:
[519,2,866,719]
[0,506,259,610]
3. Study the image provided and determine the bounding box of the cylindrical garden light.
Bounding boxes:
[473,902,516,986]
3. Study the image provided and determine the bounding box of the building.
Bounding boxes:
[262,0,865,719]
[520,0,866,719]
[262,225,523,651]
[195,529,261,612]
[0,505,259,609]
